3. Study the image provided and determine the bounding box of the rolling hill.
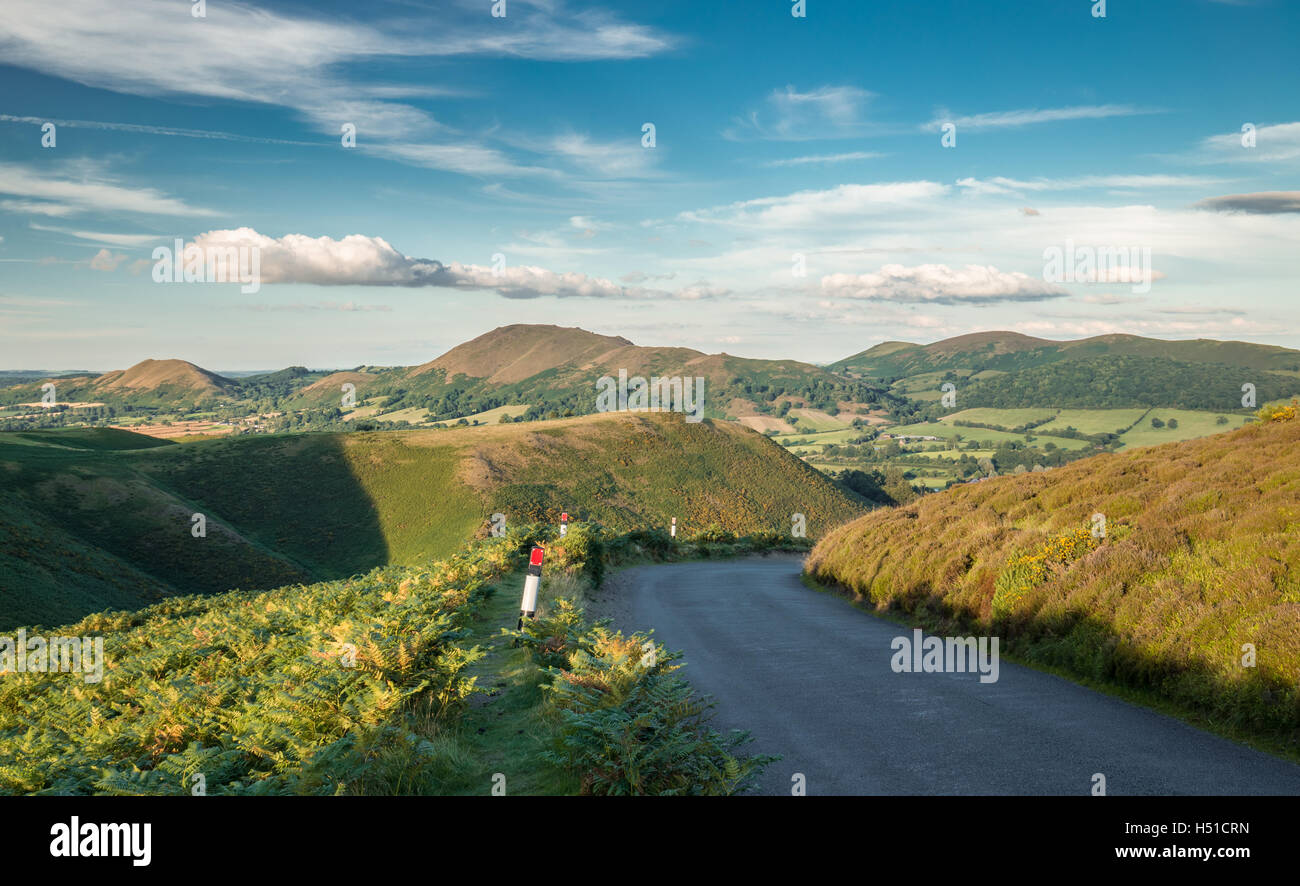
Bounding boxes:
[0,359,240,407]
[929,354,1300,413]
[832,331,1300,379]
[0,413,867,628]
[806,410,1300,751]
[291,323,899,423]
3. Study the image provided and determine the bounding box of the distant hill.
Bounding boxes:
[410,324,633,383]
[937,354,1300,412]
[0,412,866,628]
[832,331,1300,379]
[807,412,1300,751]
[304,324,899,423]
[0,359,239,407]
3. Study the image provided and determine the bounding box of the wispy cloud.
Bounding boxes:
[763,151,882,168]
[726,85,878,141]
[956,174,1225,195]
[1193,121,1300,163]
[0,0,676,178]
[0,161,216,217]
[926,104,1152,132]
[29,223,164,247]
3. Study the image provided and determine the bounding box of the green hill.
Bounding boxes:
[933,354,1300,412]
[288,324,899,423]
[0,412,866,629]
[806,410,1300,752]
[833,331,1300,380]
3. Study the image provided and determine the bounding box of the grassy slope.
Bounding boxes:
[806,417,1300,753]
[833,331,1300,378]
[1,413,865,628]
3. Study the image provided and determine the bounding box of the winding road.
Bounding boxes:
[593,555,1300,796]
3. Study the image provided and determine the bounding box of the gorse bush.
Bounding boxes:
[1258,398,1298,423]
[992,526,1099,619]
[510,599,775,796]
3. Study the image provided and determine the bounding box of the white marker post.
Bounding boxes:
[559,512,569,538]
[518,546,544,629]
[670,517,677,539]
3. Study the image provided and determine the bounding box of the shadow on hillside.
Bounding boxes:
[1,432,395,629]
[139,432,394,580]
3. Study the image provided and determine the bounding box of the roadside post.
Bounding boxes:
[517,546,544,629]
[670,517,677,539]
[559,512,569,537]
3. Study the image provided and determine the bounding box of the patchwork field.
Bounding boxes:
[1036,408,1150,436]
[940,408,1058,428]
[1119,409,1252,448]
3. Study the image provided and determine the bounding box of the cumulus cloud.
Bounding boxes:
[820,264,1068,305]
[187,228,721,300]
[1194,191,1300,214]
[88,248,127,271]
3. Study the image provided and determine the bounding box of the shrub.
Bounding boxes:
[513,600,775,795]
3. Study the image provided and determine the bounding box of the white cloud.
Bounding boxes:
[30,223,162,247]
[820,264,1069,305]
[0,162,215,217]
[726,85,877,141]
[89,248,127,271]
[547,133,659,179]
[187,228,723,300]
[680,181,949,229]
[763,152,882,168]
[0,0,675,178]
[957,174,1223,195]
[926,104,1152,132]
[1196,121,1300,164]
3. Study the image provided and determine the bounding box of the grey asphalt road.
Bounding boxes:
[595,555,1300,796]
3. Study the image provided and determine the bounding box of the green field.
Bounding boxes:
[787,408,852,431]
[1036,408,1150,436]
[891,420,1092,450]
[773,427,864,447]
[940,408,1058,428]
[1118,409,1252,448]
[906,447,997,461]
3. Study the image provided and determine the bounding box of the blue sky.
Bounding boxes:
[1,0,1297,370]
